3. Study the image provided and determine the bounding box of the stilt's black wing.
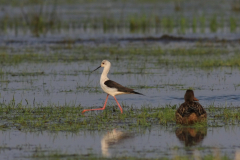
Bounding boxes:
[104,80,143,95]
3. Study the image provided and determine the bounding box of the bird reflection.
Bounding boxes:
[235,149,240,160]
[101,129,133,157]
[175,127,207,146]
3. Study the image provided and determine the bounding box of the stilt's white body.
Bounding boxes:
[100,61,126,96]
[82,60,142,114]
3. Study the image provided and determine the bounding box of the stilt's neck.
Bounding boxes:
[101,62,111,81]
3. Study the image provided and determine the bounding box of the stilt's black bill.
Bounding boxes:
[92,65,101,73]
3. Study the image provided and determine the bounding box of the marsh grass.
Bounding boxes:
[209,15,218,33]
[1,4,240,36]
[162,16,174,33]
[0,45,239,69]
[200,15,206,33]
[201,55,240,67]
[129,15,149,33]
[179,17,186,34]
[0,99,239,132]
[230,17,237,32]
[29,152,233,160]
[90,14,239,34]
[0,1,60,36]
[192,17,197,33]
[20,0,59,37]
[0,52,91,64]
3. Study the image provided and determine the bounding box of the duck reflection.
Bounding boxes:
[175,127,207,146]
[101,129,133,157]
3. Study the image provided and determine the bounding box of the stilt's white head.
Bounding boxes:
[100,60,110,67]
[92,60,111,72]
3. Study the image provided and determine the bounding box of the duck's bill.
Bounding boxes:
[92,65,101,73]
[193,96,199,101]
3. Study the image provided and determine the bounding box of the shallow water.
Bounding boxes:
[1,61,240,108]
[0,126,240,159]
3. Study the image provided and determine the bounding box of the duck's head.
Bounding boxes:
[92,60,111,72]
[184,90,199,102]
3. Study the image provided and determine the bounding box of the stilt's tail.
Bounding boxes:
[132,91,145,96]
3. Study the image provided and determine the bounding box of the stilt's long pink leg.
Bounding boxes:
[82,94,109,114]
[113,96,123,114]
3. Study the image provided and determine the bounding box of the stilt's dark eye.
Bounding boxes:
[102,63,105,64]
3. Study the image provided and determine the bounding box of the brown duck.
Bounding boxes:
[175,90,207,125]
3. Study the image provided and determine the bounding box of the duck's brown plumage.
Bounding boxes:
[176,90,207,125]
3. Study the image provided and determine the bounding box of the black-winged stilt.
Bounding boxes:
[82,60,143,114]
